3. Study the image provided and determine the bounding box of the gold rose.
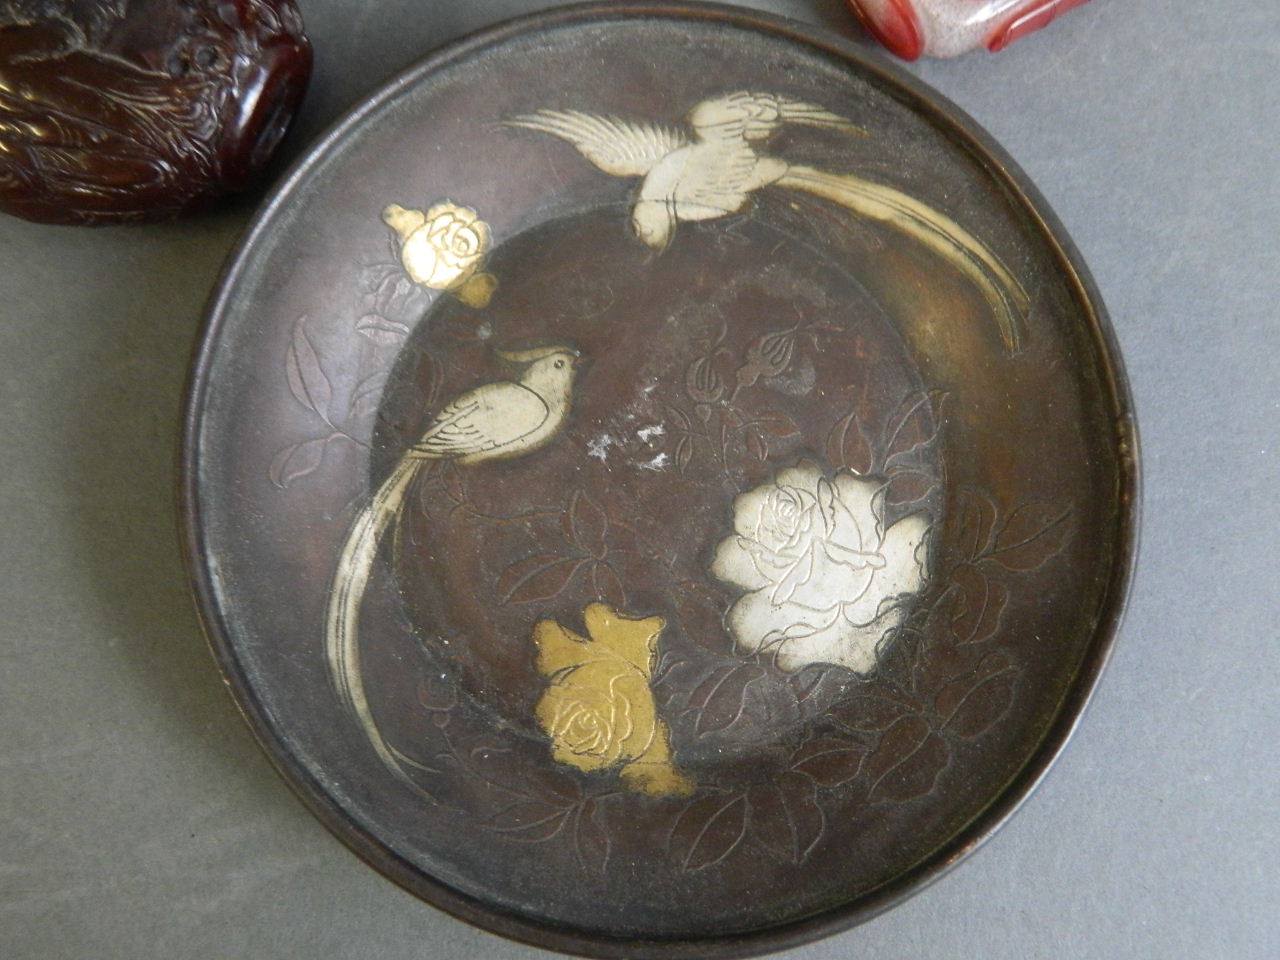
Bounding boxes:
[533,603,693,797]
[383,200,497,308]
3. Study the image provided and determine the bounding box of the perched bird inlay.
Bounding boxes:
[325,344,583,779]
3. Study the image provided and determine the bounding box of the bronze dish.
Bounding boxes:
[180,3,1138,957]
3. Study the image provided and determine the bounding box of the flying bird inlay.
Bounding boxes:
[509,90,1030,353]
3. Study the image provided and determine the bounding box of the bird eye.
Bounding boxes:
[194,46,222,70]
[554,359,565,369]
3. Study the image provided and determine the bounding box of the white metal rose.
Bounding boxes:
[710,460,930,674]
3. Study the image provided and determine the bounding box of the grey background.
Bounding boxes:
[1,1,1275,957]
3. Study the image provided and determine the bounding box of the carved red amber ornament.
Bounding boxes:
[0,0,312,225]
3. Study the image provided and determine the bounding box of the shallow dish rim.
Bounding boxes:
[178,3,1140,957]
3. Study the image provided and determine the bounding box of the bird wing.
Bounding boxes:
[412,381,550,458]
[668,142,767,217]
[505,109,686,177]
[690,91,865,143]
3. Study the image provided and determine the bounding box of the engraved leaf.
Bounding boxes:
[573,799,612,874]
[285,315,332,418]
[348,375,388,422]
[355,312,411,345]
[885,470,937,508]
[686,663,765,737]
[467,746,579,806]
[487,800,572,842]
[496,554,587,604]
[748,773,825,864]
[829,693,917,734]
[936,654,1017,739]
[912,634,980,695]
[864,716,950,804]
[564,489,609,559]
[267,436,328,488]
[789,737,866,786]
[790,665,833,704]
[360,261,396,294]
[876,630,923,686]
[745,430,768,462]
[884,390,947,466]
[669,792,749,872]
[416,675,457,713]
[674,582,730,653]
[826,407,873,475]
[950,565,1008,645]
[987,502,1073,571]
[675,435,694,473]
[589,562,627,607]
[752,412,800,437]
[665,404,692,430]
[958,489,998,560]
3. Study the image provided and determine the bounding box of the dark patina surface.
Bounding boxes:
[181,4,1136,957]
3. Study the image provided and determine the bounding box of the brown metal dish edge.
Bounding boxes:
[176,3,1139,957]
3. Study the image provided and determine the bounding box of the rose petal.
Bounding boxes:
[533,618,588,676]
[770,542,816,606]
[775,460,824,491]
[399,232,441,287]
[833,471,881,542]
[816,477,841,538]
[843,511,929,625]
[822,539,885,570]
[710,536,773,591]
[425,213,458,243]
[826,500,866,555]
[425,201,474,223]
[727,588,838,657]
[877,512,930,594]
[777,540,876,612]
[731,485,772,539]
[436,248,467,274]
[582,603,662,673]
[774,606,903,675]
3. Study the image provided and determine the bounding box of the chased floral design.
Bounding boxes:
[383,201,497,307]
[275,194,1080,890]
[534,603,692,797]
[710,460,931,674]
[267,313,439,488]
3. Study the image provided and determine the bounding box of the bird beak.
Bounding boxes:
[572,354,589,370]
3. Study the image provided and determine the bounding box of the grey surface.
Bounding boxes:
[1,1,1275,957]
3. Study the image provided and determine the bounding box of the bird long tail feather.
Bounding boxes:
[324,453,424,781]
[777,165,1029,354]
[778,100,867,136]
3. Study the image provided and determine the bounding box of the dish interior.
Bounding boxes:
[187,8,1132,947]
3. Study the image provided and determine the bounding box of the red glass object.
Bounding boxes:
[846,0,1093,60]
[0,0,312,225]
